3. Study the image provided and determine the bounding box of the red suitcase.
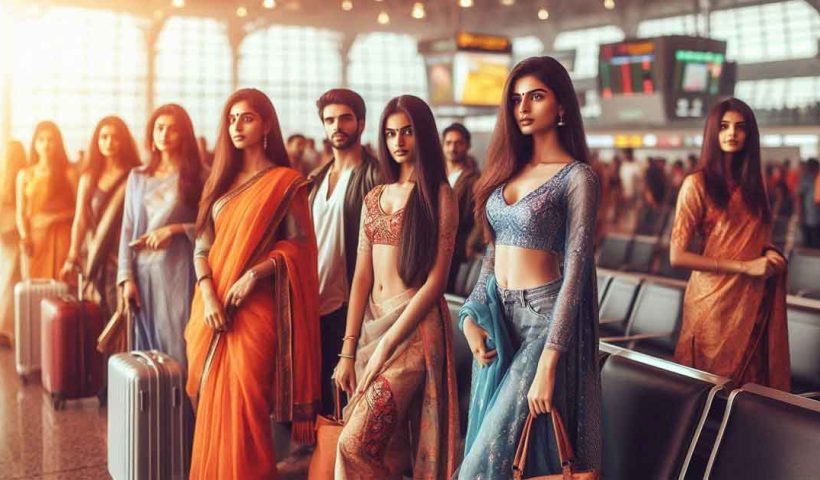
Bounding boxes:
[40,278,106,410]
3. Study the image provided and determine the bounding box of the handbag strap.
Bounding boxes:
[512,410,576,480]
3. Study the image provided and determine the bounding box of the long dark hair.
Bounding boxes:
[196,88,289,234]
[29,121,73,199]
[377,95,447,287]
[473,56,590,240]
[698,98,770,223]
[144,104,204,209]
[85,116,141,185]
[2,140,27,207]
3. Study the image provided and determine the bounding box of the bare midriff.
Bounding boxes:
[494,244,561,290]
[370,244,413,302]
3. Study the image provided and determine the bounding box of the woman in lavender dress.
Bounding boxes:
[117,104,204,365]
[457,57,602,478]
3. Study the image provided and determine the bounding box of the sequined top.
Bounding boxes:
[362,184,405,247]
[466,161,599,352]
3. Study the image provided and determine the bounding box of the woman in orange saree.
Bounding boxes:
[670,98,790,390]
[16,122,75,280]
[185,88,321,479]
[332,95,459,479]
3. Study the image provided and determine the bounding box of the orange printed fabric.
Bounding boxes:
[185,167,321,479]
[671,173,790,390]
[21,167,74,279]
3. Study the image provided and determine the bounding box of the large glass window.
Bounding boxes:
[554,26,624,79]
[8,7,146,158]
[735,77,820,110]
[348,32,426,143]
[637,14,699,38]
[154,17,232,145]
[238,26,342,142]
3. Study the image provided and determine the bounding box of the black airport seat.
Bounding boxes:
[704,383,820,480]
[603,280,685,360]
[656,245,691,281]
[788,247,820,298]
[597,233,633,270]
[600,344,731,480]
[786,296,820,394]
[598,275,641,338]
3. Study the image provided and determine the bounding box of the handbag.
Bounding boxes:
[307,385,345,479]
[97,306,131,355]
[513,409,600,480]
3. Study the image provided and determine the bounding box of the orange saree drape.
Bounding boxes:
[22,167,74,279]
[671,173,790,390]
[185,167,321,479]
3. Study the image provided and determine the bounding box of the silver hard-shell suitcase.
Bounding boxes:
[107,350,191,480]
[14,279,69,381]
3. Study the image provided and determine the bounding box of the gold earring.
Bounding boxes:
[263,136,268,150]
[557,113,566,127]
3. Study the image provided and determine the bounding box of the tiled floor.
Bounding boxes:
[0,348,108,480]
[0,347,311,479]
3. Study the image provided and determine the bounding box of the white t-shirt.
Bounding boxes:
[448,168,464,187]
[311,167,353,316]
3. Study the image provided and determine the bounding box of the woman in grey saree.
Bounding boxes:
[118,104,203,365]
[456,57,602,479]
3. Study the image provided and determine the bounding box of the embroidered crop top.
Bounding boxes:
[464,161,600,352]
[362,184,405,248]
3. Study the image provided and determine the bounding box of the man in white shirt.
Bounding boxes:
[308,89,382,415]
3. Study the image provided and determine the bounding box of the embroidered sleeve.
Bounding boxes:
[357,198,372,255]
[465,240,495,306]
[545,165,599,352]
[193,214,214,280]
[670,175,704,253]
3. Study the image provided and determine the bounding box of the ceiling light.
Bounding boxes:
[171,0,185,8]
[236,6,248,17]
[500,0,515,5]
[377,10,389,24]
[604,0,615,9]
[263,0,275,9]
[341,0,353,10]
[538,8,549,20]
[412,2,425,19]
[459,0,474,7]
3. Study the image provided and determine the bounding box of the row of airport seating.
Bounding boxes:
[596,233,820,298]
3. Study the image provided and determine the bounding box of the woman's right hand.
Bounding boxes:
[203,291,229,332]
[463,316,497,367]
[121,280,141,315]
[333,358,357,396]
[744,256,775,278]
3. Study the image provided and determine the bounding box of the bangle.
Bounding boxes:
[338,353,355,360]
[713,258,719,274]
[342,336,358,342]
[196,273,212,285]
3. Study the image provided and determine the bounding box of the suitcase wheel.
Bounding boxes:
[50,393,65,411]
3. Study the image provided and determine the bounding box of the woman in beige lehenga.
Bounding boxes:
[332,95,459,479]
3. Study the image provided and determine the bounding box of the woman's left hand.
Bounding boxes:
[357,338,392,395]
[224,270,258,310]
[527,352,558,416]
[764,250,787,275]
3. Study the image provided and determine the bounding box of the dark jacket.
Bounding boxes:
[448,165,481,290]
[308,147,382,284]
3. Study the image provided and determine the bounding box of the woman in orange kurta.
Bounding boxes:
[670,98,790,390]
[16,122,75,280]
[185,88,320,479]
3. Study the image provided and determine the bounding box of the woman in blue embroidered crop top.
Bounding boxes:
[456,57,602,479]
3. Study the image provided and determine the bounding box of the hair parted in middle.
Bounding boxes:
[473,56,590,241]
[84,116,141,185]
[196,88,290,234]
[377,94,447,288]
[144,103,204,209]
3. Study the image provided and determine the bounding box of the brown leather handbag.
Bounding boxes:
[513,410,600,480]
[307,386,345,479]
